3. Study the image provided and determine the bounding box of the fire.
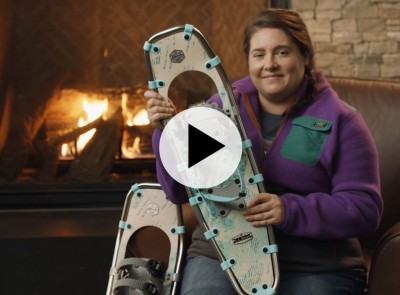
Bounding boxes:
[121,109,151,158]
[61,143,69,157]
[122,92,150,126]
[76,98,108,153]
[59,89,152,160]
[60,96,108,158]
[129,109,150,126]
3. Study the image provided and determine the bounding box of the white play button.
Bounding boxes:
[188,123,225,168]
[159,106,242,189]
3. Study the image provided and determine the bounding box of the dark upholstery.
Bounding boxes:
[367,221,400,295]
[326,77,400,295]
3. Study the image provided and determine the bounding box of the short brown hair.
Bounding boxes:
[243,9,317,110]
[243,9,314,70]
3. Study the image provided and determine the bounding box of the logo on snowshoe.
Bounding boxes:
[232,232,253,245]
[146,203,159,216]
[170,50,185,63]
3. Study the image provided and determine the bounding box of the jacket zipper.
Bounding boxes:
[259,117,287,174]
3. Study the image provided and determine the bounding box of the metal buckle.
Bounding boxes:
[146,259,164,279]
[143,282,158,295]
[118,268,130,279]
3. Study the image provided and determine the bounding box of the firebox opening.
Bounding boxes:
[15,83,157,184]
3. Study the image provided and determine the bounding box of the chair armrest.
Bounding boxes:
[367,221,400,295]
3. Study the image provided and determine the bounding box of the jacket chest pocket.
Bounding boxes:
[280,115,332,165]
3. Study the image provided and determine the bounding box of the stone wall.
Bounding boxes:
[292,0,400,81]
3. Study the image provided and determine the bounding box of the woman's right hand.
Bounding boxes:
[144,90,176,130]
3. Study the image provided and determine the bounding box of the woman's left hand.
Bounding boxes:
[243,193,285,226]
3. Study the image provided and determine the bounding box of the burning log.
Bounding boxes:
[38,115,105,181]
[51,115,105,146]
[67,107,123,182]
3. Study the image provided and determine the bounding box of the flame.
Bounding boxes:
[61,143,70,158]
[76,98,108,153]
[121,136,142,158]
[121,92,150,127]
[129,109,150,126]
[121,110,150,158]
[60,96,108,158]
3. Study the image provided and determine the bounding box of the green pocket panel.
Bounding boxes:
[280,115,332,165]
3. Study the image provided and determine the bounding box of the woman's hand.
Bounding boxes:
[243,193,285,226]
[144,90,176,129]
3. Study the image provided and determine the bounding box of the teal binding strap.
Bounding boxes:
[205,56,221,69]
[194,168,246,203]
[183,24,193,40]
[131,183,143,198]
[202,193,240,203]
[220,258,236,271]
[242,139,253,149]
[250,284,277,295]
[219,88,234,115]
[171,226,185,235]
[148,80,165,90]
[118,220,132,230]
[131,183,140,192]
[143,41,160,53]
[204,228,219,240]
[262,244,278,254]
[248,173,264,184]
[189,195,204,206]
[224,108,231,117]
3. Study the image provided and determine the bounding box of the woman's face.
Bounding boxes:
[248,28,308,110]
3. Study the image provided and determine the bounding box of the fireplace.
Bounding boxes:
[0,0,268,188]
[0,2,275,295]
[36,83,156,183]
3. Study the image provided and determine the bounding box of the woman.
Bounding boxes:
[145,9,383,295]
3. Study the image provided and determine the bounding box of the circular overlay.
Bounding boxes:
[159,106,242,189]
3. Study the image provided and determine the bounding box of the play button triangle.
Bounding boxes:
[188,124,225,168]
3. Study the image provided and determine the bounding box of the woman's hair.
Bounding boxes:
[243,9,317,112]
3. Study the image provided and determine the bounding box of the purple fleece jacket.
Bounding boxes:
[152,72,383,271]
